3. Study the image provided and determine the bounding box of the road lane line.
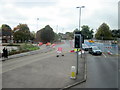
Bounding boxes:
[2,52,56,73]
[3,50,56,66]
[2,50,70,73]
[102,53,106,58]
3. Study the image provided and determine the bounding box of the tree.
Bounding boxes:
[58,33,63,40]
[81,25,94,39]
[13,24,31,43]
[30,31,36,41]
[65,32,74,39]
[73,28,79,34]
[112,29,120,38]
[54,33,60,42]
[95,23,113,40]
[36,25,55,43]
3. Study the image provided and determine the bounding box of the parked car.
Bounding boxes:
[89,46,102,55]
[82,44,90,51]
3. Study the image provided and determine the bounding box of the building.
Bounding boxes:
[0,24,13,43]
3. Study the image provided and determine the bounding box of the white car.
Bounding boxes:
[89,46,102,55]
[82,44,90,51]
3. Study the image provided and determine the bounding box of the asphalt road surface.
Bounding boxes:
[73,52,118,88]
[2,40,119,88]
[2,40,84,88]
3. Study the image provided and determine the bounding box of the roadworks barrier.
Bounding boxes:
[70,66,76,79]
[107,51,113,55]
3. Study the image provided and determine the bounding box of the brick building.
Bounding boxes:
[0,24,13,43]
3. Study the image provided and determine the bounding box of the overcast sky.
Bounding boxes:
[0,0,119,33]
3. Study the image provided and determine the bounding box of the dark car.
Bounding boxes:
[89,46,102,55]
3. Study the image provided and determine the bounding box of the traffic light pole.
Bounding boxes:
[80,35,82,58]
[74,34,82,75]
[76,49,79,75]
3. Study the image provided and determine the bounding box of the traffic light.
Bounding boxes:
[81,35,84,43]
[74,31,84,44]
[74,34,81,48]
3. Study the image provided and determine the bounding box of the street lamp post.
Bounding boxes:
[37,18,39,30]
[76,6,85,31]
[76,6,85,58]
[75,6,85,75]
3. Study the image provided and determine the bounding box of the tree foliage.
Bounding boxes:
[95,23,113,40]
[13,24,31,43]
[73,28,79,34]
[112,29,120,38]
[36,25,55,43]
[30,31,36,41]
[65,32,74,39]
[81,25,94,39]
[54,33,60,42]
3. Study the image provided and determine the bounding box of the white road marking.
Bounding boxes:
[102,53,106,58]
[2,50,70,73]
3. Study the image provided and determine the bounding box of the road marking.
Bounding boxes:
[2,50,57,73]
[2,50,70,73]
[3,50,56,66]
[102,53,106,58]
[2,52,56,73]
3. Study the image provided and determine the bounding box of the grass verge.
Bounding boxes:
[9,43,39,56]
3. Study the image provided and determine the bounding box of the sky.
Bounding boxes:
[0,0,119,33]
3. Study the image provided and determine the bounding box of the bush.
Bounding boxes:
[4,43,20,46]
[9,43,39,56]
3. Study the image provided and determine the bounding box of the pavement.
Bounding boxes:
[2,42,86,89]
[0,45,52,61]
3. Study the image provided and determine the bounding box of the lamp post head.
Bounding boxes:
[81,6,85,8]
[76,6,85,8]
[76,7,80,8]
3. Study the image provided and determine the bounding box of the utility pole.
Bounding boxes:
[76,6,85,58]
[75,6,85,75]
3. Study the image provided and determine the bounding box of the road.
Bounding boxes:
[73,41,118,88]
[2,40,84,88]
[86,55,117,88]
[85,41,118,55]
[2,40,119,88]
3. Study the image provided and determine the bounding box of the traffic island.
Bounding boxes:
[60,52,87,90]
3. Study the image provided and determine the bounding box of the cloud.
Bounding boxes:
[118,1,120,29]
[0,0,119,33]
[80,0,118,30]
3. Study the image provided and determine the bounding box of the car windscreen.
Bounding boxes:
[92,47,99,50]
[82,44,87,47]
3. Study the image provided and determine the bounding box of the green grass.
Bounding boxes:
[9,43,40,56]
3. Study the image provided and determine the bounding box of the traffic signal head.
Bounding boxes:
[81,35,84,43]
[74,34,80,48]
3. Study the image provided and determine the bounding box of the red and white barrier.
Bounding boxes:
[105,47,112,49]
[107,51,112,55]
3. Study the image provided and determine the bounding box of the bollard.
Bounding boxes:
[70,66,76,79]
